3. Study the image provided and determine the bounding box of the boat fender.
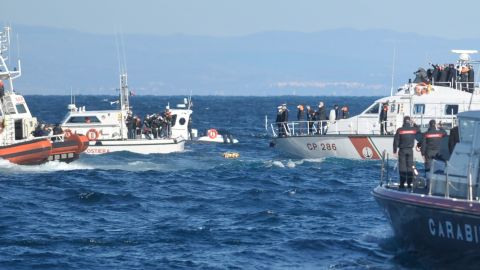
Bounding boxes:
[86,128,100,141]
[208,129,218,139]
[64,129,72,138]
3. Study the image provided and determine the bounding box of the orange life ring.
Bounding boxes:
[86,128,100,141]
[208,129,218,139]
[64,129,72,138]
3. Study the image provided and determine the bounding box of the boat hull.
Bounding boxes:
[0,139,51,165]
[84,138,185,155]
[49,134,89,162]
[372,186,480,251]
[272,134,448,160]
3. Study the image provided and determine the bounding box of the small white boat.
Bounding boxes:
[190,128,239,144]
[60,73,192,155]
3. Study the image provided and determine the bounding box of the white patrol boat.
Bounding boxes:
[269,50,480,160]
[60,73,192,155]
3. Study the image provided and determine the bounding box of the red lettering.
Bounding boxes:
[399,130,417,135]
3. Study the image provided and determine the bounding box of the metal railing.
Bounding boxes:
[270,115,458,137]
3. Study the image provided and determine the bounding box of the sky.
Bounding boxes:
[4,0,480,39]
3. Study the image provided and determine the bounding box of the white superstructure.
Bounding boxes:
[270,50,480,160]
[60,73,192,155]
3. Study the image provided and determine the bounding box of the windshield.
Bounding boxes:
[459,118,476,143]
[365,103,379,114]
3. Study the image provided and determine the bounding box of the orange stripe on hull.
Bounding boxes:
[50,134,89,162]
[0,139,52,165]
[348,136,381,160]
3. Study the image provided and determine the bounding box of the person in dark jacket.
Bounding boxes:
[393,116,420,188]
[334,104,340,120]
[126,113,134,139]
[0,80,4,99]
[280,104,289,136]
[379,103,388,135]
[315,102,327,134]
[306,105,315,134]
[448,126,460,155]
[421,120,447,174]
[296,105,304,121]
[275,106,284,136]
[297,105,305,134]
[341,105,349,119]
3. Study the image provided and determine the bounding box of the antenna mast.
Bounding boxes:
[390,45,396,96]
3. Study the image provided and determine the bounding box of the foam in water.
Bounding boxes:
[0,159,93,174]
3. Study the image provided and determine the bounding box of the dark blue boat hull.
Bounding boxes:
[373,186,480,251]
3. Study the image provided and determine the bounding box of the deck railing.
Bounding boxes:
[270,115,457,137]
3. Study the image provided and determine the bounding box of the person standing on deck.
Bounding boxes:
[315,102,327,134]
[393,116,420,189]
[275,106,284,137]
[421,120,446,175]
[297,105,305,134]
[379,103,388,135]
[281,104,289,136]
[306,105,315,134]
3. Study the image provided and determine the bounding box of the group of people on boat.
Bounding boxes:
[275,103,349,136]
[413,63,475,93]
[126,109,174,140]
[32,122,63,138]
[393,116,459,189]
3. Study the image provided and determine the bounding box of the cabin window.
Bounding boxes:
[445,105,459,115]
[413,104,425,115]
[390,104,396,113]
[15,104,27,114]
[365,103,379,114]
[459,119,476,143]
[179,117,186,125]
[67,116,101,123]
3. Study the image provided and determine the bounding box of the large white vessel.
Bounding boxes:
[270,50,480,160]
[60,73,192,155]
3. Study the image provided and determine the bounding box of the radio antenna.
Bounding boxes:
[390,45,396,96]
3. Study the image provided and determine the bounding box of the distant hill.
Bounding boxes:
[7,24,480,96]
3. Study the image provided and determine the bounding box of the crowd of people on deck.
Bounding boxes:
[393,116,459,189]
[32,123,63,138]
[275,102,349,136]
[125,108,174,139]
[413,63,475,92]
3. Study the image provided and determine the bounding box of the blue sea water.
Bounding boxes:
[0,95,474,269]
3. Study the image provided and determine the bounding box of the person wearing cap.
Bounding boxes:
[275,105,284,136]
[421,119,447,175]
[315,102,326,134]
[393,116,420,189]
[280,104,289,136]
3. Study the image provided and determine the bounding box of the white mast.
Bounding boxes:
[0,26,21,93]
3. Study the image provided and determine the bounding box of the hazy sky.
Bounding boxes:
[4,0,480,38]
